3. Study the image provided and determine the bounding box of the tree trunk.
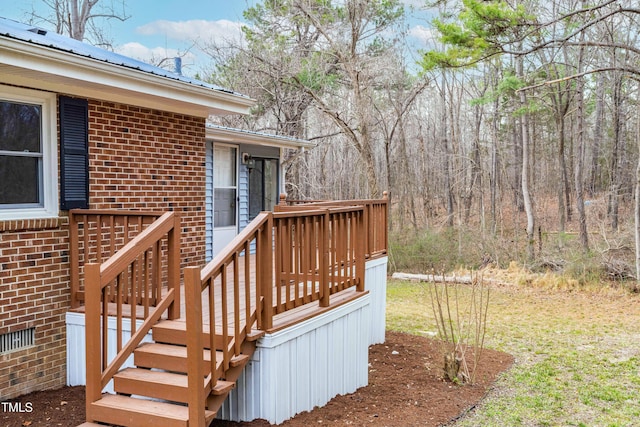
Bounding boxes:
[557,114,566,232]
[609,73,623,231]
[574,24,589,251]
[635,86,640,285]
[517,50,535,260]
[590,73,605,195]
[441,74,454,227]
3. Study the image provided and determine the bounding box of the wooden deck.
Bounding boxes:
[72,252,367,333]
[73,196,387,427]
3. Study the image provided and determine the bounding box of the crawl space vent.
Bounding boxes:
[0,328,36,354]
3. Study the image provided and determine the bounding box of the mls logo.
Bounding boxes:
[1,402,33,413]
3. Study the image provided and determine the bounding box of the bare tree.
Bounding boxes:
[27,0,129,46]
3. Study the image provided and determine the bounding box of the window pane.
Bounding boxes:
[0,101,42,153]
[213,146,236,187]
[249,160,264,220]
[214,188,236,227]
[0,155,40,205]
[263,159,279,211]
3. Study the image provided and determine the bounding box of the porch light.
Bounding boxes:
[242,152,255,169]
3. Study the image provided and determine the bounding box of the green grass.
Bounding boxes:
[386,279,640,426]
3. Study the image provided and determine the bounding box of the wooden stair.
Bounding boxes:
[84,319,259,427]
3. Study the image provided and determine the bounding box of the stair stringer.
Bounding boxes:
[205,339,257,416]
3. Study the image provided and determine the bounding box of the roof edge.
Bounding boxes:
[206,124,315,149]
[0,36,255,116]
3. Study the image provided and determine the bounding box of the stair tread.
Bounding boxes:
[152,320,233,350]
[115,367,189,386]
[229,354,250,368]
[246,330,266,341]
[135,342,223,374]
[212,380,235,395]
[154,319,211,334]
[154,320,244,343]
[136,342,218,360]
[91,394,216,426]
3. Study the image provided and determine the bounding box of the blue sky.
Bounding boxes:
[0,0,433,77]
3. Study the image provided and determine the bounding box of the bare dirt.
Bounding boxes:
[1,331,513,427]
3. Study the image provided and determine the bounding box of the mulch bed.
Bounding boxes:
[2,331,513,427]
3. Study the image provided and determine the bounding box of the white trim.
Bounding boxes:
[365,255,388,269]
[258,294,371,349]
[0,85,58,220]
[206,125,315,149]
[212,143,240,254]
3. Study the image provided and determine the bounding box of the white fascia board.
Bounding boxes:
[0,38,254,117]
[206,125,315,149]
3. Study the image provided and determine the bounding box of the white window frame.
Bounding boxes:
[0,86,58,220]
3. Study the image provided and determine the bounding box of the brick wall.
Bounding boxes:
[0,98,207,400]
[0,219,70,399]
[88,100,207,266]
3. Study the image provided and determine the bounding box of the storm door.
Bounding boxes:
[212,144,238,254]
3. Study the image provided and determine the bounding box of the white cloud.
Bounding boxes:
[115,42,197,68]
[135,19,245,45]
[408,24,436,45]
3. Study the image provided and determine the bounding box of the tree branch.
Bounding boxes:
[518,66,640,92]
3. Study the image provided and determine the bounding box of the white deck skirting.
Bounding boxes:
[65,257,387,424]
[66,312,153,393]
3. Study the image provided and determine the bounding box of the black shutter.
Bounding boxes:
[59,96,89,210]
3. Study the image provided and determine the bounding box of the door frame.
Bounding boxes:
[212,142,239,255]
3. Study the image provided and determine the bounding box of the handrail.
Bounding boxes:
[184,213,272,424]
[280,192,389,259]
[84,211,180,422]
[69,209,165,308]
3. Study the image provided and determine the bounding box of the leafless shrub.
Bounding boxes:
[428,272,489,385]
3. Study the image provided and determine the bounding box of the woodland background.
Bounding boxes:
[27,0,640,287]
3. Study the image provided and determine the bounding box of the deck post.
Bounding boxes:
[356,209,366,292]
[84,263,102,423]
[167,213,181,320]
[185,266,206,427]
[320,210,331,307]
[260,213,274,330]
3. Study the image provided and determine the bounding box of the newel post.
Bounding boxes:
[167,212,181,320]
[383,191,389,253]
[84,262,102,423]
[260,213,274,330]
[184,266,205,427]
[356,208,366,292]
[320,210,331,307]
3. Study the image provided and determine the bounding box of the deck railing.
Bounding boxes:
[282,192,389,259]
[84,211,180,420]
[272,206,365,313]
[183,212,272,424]
[69,210,164,308]
[183,205,368,421]
[77,195,386,424]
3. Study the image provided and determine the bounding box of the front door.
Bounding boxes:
[213,144,238,254]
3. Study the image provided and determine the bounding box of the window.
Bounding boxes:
[0,86,57,219]
[213,145,237,228]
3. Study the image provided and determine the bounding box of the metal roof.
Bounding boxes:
[0,16,245,98]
